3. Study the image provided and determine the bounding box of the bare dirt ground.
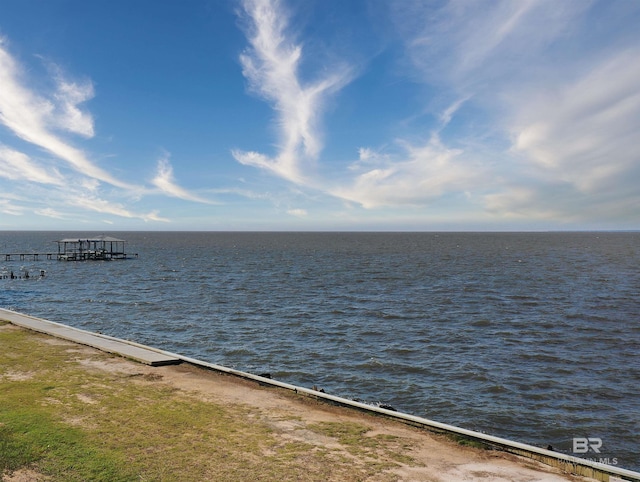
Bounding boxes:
[102,361,568,482]
[1,324,599,482]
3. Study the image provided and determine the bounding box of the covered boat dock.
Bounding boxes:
[56,235,133,261]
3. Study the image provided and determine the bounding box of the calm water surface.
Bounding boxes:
[1,231,639,470]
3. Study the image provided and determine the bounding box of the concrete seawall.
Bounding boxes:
[2,308,638,482]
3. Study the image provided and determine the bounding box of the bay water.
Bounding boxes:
[1,231,638,470]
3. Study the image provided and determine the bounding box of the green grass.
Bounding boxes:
[448,433,491,449]
[0,408,126,480]
[0,421,43,473]
[0,329,136,480]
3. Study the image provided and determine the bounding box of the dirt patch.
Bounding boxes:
[0,370,35,382]
[81,354,593,482]
[2,468,51,482]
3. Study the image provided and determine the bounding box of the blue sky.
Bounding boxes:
[1,0,639,231]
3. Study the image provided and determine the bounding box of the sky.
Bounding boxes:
[1,0,639,231]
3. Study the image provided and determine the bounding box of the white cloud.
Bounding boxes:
[234,0,352,183]
[142,210,170,223]
[332,134,476,208]
[490,48,640,222]
[34,207,65,219]
[0,198,24,216]
[0,144,65,185]
[357,147,375,163]
[287,208,307,217]
[52,68,95,137]
[66,194,169,222]
[511,48,640,190]
[439,96,471,127]
[151,155,216,204]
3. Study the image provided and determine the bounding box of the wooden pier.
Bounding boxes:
[2,235,137,262]
[3,253,56,261]
[1,252,138,262]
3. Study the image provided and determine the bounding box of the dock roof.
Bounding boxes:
[57,235,125,243]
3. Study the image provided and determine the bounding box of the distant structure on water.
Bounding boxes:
[56,235,136,261]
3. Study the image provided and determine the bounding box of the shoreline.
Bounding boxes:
[1,309,637,481]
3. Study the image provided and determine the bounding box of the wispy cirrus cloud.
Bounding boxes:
[394,0,589,91]
[233,0,352,184]
[151,155,216,204]
[0,37,211,225]
[0,144,65,185]
[66,193,169,223]
[0,198,23,216]
[33,207,65,219]
[0,38,136,190]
